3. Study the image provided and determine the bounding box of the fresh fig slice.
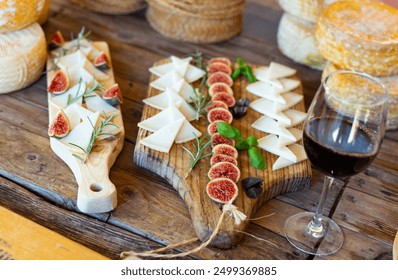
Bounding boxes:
[206,178,238,204]
[211,133,235,147]
[207,62,232,75]
[103,84,123,106]
[212,92,236,107]
[207,107,233,123]
[48,109,70,138]
[212,144,238,159]
[209,57,231,67]
[48,69,69,94]
[208,82,234,97]
[207,120,225,135]
[48,30,65,50]
[208,162,241,183]
[210,154,238,166]
[205,100,228,113]
[207,72,233,87]
[94,51,110,70]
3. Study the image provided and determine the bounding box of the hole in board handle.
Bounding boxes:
[90,183,103,192]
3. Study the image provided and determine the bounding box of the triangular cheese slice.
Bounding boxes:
[250,98,291,125]
[266,62,296,80]
[280,78,300,93]
[252,115,296,140]
[138,103,185,132]
[175,120,202,143]
[272,144,307,171]
[277,128,303,147]
[149,57,192,77]
[61,111,100,156]
[253,66,283,89]
[172,79,196,101]
[55,50,85,69]
[278,109,307,127]
[140,118,185,153]
[273,92,303,112]
[83,58,109,81]
[85,93,119,117]
[63,105,81,130]
[258,134,298,162]
[143,88,196,121]
[171,56,190,77]
[73,103,95,121]
[50,82,86,109]
[150,71,184,91]
[246,81,286,104]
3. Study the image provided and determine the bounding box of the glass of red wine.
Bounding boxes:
[284,70,389,256]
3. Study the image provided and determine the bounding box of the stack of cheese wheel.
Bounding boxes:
[316,1,398,130]
[276,0,332,70]
[0,0,47,94]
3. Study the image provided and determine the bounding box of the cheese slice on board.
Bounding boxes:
[253,67,283,89]
[140,118,185,153]
[273,92,303,112]
[280,78,300,93]
[149,57,192,76]
[272,144,308,171]
[175,120,202,144]
[278,109,307,127]
[49,82,86,109]
[63,105,81,131]
[171,56,190,77]
[252,115,297,140]
[250,98,291,125]
[258,134,298,162]
[143,88,197,121]
[246,82,286,104]
[150,71,185,91]
[266,62,297,80]
[0,22,46,94]
[85,93,119,117]
[278,127,303,148]
[138,103,185,132]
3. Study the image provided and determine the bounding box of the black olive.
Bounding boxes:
[241,177,263,199]
[231,98,250,119]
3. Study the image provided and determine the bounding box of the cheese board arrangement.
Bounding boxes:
[134,53,312,250]
[46,29,125,214]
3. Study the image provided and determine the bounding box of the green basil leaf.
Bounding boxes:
[231,68,241,80]
[248,147,267,170]
[216,122,242,139]
[236,139,250,150]
[237,57,245,69]
[246,135,258,147]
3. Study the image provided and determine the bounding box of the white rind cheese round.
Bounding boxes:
[0,23,47,94]
[277,13,327,70]
[0,0,45,33]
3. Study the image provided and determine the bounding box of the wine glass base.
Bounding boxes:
[284,212,344,256]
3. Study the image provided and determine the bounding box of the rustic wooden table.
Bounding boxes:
[1,0,397,260]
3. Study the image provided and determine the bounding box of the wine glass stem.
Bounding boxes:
[307,176,334,238]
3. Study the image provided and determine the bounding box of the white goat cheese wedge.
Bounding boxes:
[253,66,283,89]
[150,71,184,91]
[149,56,205,83]
[50,82,86,109]
[273,92,303,112]
[138,103,185,132]
[175,120,201,143]
[278,109,307,127]
[149,57,192,76]
[266,62,297,80]
[258,134,298,162]
[280,78,300,92]
[171,78,196,101]
[143,88,196,121]
[63,105,81,130]
[272,144,308,171]
[250,98,291,125]
[61,111,100,155]
[252,116,297,140]
[140,118,185,153]
[85,93,119,117]
[277,128,303,147]
[171,56,189,77]
[246,81,286,104]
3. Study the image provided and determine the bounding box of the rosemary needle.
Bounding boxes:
[182,133,213,178]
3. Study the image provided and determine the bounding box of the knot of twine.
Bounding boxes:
[223,202,247,225]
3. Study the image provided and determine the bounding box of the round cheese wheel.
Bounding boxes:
[322,63,398,130]
[277,13,327,70]
[0,0,45,33]
[316,1,398,76]
[38,0,51,25]
[0,23,47,94]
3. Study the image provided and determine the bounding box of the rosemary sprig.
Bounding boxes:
[67,78,104,106]
[55,27,92,57]
[182,133,213,178]
[70,114,119,163]
[187,77,211,121]
[192,50,205,70]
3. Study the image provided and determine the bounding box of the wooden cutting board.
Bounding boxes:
[0,206,108,260]
[394,231,398,260]
[47,42,124,214]
[134,58,312,249]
